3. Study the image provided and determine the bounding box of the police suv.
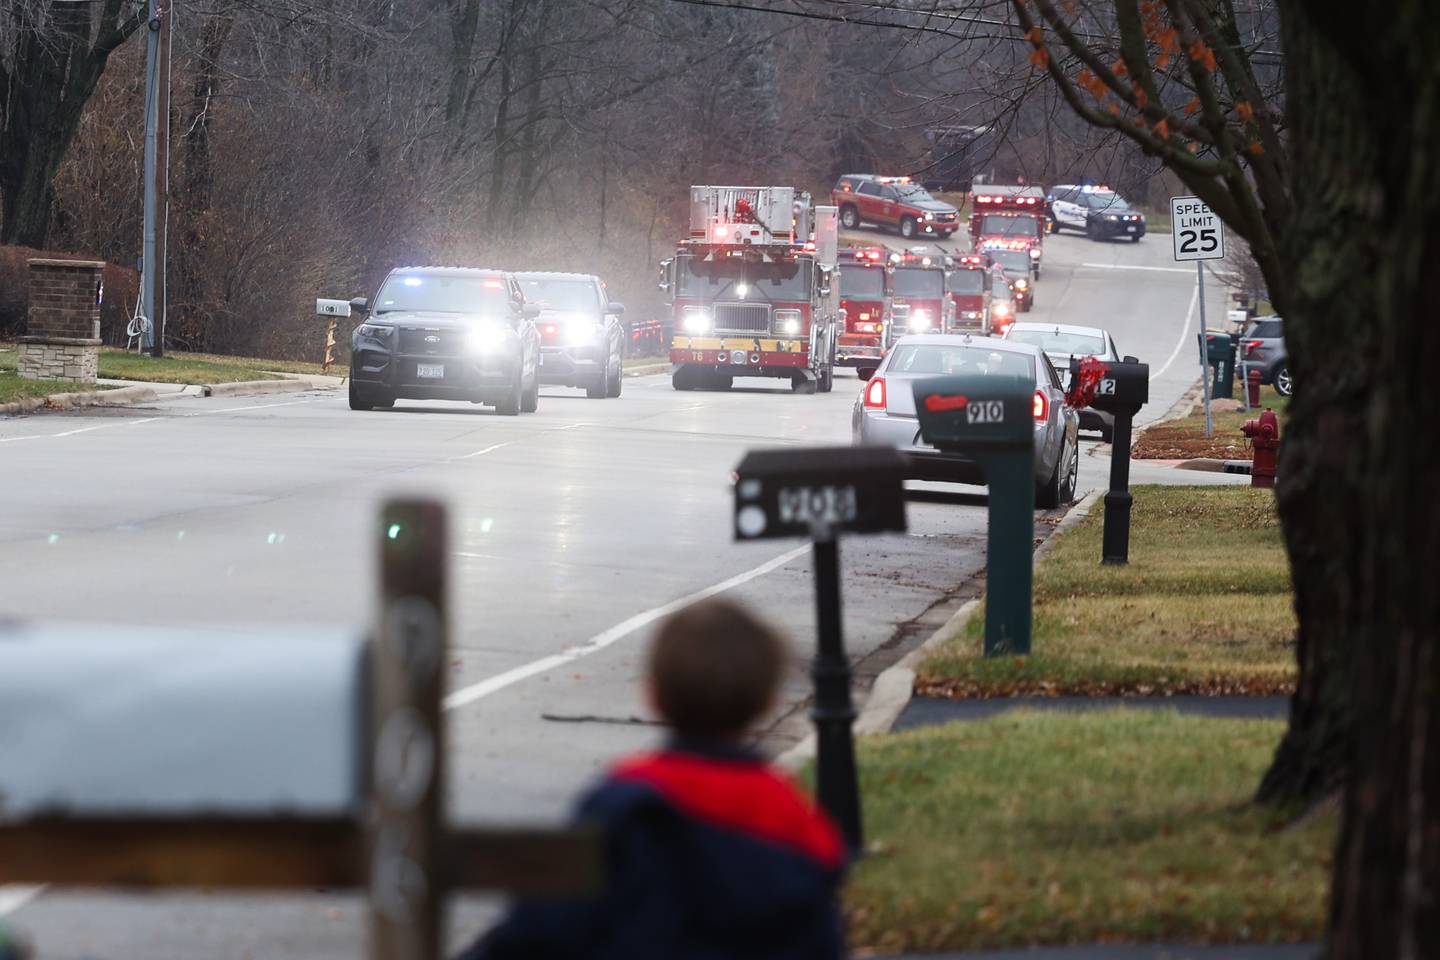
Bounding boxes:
[1047,185,1147,242]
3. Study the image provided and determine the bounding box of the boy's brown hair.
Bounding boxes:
[648,598,787,739]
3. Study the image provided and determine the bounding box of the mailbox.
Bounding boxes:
[733,446,907,541]
[316,298,352,318]
[912,374,1035,451]
[0,623,369,818]
[911,374,1035,656]
[1069,357,1149,417]
[1069,356,1150,565]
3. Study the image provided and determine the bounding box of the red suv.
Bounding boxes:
[833,175,961,241]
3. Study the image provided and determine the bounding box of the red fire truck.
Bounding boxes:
[946,254,993,334]
[884,248,954,346]
[970,185,1047,278]
[836,245,889,380]
[659,186,841,393]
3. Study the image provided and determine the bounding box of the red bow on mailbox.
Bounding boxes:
[1066,356,1109,409]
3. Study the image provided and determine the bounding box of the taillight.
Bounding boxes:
[1032,389,1049,422]
[1244,339,1263,355]
[864,377,887,410]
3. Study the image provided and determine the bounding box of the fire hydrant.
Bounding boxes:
[1246,368,1262,407]
[1241,408,1280,488]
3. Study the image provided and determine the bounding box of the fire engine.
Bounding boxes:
[659,186,840,393]
[836,245,889,380]
[946,254,992,334]
[970,185,1047,277]
[884,248,955,347]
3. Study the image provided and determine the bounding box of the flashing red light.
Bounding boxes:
[994,318,1013,336]
[864,376,887,410]
[1032,389,1049,422]
[542,323,558,338]
[976,195,993,203]
[713,224,729,240]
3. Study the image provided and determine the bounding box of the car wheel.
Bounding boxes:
[840,204,860,230]
[1130,234,1141,243]
[900,217,917,239]
[521,368,539,413]
[496,368,523,416]
[1274,364,1293,397]
[1086,220,1101,241]
[605,350,623,397]
[1059,439,1079,505]
[1049,217,1061,234]
[1035,440,1068,509]
[857,366,877,381]
[348,377,372,411]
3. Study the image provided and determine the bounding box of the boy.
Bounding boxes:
[459,598,847,960]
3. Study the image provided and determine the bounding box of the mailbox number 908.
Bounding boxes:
[778,485,858,527]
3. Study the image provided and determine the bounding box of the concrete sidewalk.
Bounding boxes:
[882,946,1317,959]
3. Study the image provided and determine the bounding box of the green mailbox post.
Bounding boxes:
[912,375,1035,656]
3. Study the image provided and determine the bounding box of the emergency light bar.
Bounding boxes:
[975,195,1041,205]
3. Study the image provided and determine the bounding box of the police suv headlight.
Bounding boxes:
[774,309,802,335]
[357,323,393,340]
[466,325,510,354]
[1105,214,1119,221]
[682,306,711,333]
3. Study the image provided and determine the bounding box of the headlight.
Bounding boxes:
[1106,214,1119,221]
[993,302,1012,317]
[908,310,931,332]
[1015,279,1029,290]
[565,322,601,346]
[1029,248,1041,258]
[466,325,510,353]
[962,311,980,320]
[774,309,802,335]
[682,306,711,333]
[357,323,393,339]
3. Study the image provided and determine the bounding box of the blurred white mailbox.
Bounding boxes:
[0,623,369,819]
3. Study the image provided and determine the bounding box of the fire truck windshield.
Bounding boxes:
[374,275,510,315]
[948,270,985,295]
[979,215,1038,237]
[515,278,600,313]
[676,256,812,302]
[839,265,885,297]
[892,267,944,298]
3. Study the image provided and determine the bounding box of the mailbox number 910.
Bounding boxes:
[778,485,858,527]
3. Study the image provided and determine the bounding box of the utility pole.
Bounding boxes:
[141,0,171,357]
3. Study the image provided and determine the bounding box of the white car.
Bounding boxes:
[1003,322,1121,441]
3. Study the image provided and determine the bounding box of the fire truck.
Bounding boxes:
[946,253,992,334]
[659,186,840,393]
[836,245,889,380]
[884,248,955,347]
[970,185,1047,278]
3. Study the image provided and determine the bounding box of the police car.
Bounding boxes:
[1047,185,1147,242]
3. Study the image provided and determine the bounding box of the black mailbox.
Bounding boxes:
[733,446,908,541]
[1069,357,1149,416]
[912,375,1035,452]
[1069,355,1150,565]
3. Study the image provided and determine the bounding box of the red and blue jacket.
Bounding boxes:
[457,739,848,960]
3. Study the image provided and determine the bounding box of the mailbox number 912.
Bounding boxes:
[778,485,858,527]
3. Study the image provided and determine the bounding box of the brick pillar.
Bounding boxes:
[18,259,105,382]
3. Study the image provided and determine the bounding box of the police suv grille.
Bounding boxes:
[400,328,454,355]
[713,303,770,333]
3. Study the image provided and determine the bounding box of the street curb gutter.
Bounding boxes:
[1,383,158,417]
[624,362,670,378]
[774,489,1105,772]
[200,379,320,398]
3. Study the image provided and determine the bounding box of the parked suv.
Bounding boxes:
[833,174,961,240]
[1242,316,1290,396]
[347,266,541,414]
[1048,185,1147,241]
[514,272,626,399]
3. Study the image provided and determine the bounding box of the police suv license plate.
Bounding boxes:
[1126,225,1137,232]
[416,363,445,379]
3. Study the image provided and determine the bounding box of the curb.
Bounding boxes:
[200,379,321,398]
[624,362,670,378]
[774,489,1105,772]
[1,383,159,417]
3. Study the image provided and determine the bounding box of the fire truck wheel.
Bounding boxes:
[839,204,860,230]
[791,374,818,395]
[817,365,834,393]
[857,366,877,382]
[900,216,917,239]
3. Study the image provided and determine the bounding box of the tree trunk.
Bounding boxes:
[1268,2,1440,956]
[0,0,141,247]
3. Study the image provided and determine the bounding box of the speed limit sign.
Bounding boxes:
[1170,196,1225,261]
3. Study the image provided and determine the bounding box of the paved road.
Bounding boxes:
[1,230,1237,958]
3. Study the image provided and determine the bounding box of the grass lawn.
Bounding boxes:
[919,485,1295,697]
[1138,206,1173,233]
[1,344,332,385]
[845,710,1333,953]
[1134,387,1289,460]
[0,370,117,404]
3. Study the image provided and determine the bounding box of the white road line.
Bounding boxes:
[0,884,43,917]
[189,398,318,415]
[451,442,513,461]
[0,416,161,444]
[1150,282,1200,382]
[1080,262,1194,274]
[442,543,811,711]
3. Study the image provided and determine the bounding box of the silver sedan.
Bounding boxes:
[851,334,1079,508]
[1003,321,1120,442]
